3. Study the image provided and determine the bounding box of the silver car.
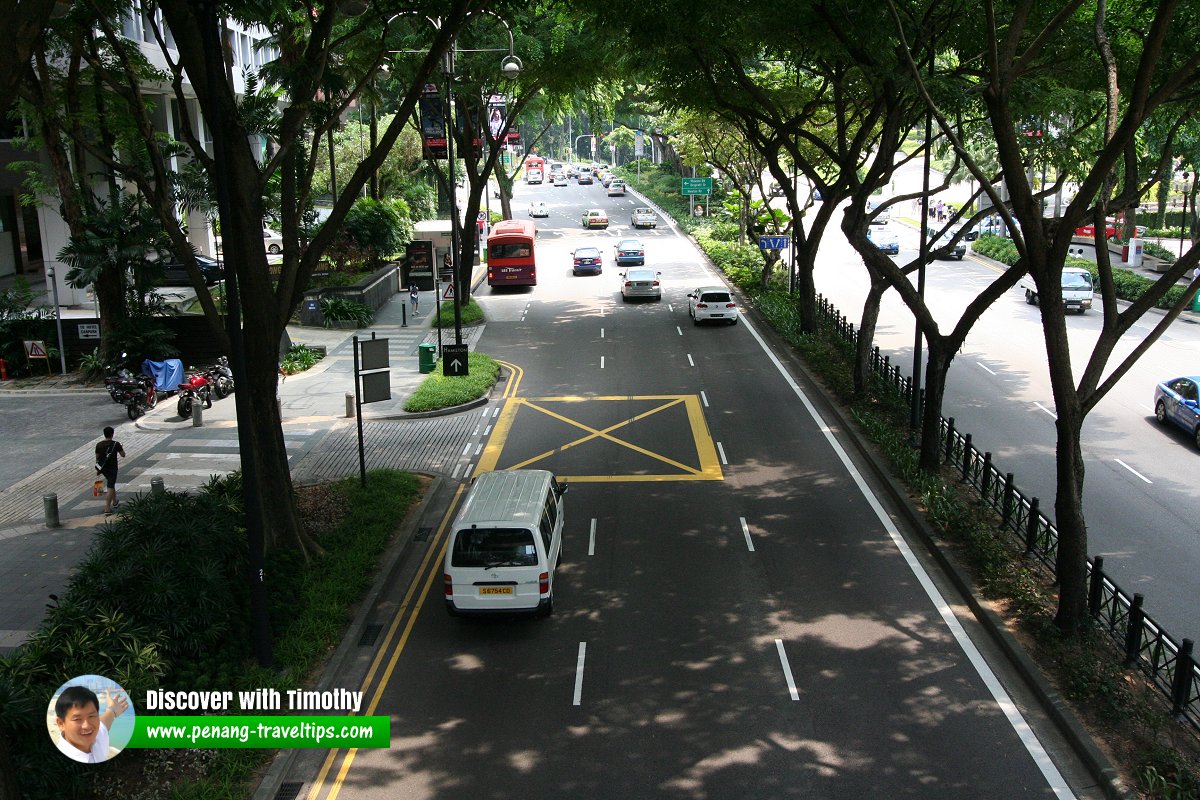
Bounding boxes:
[687,286,739,325]
[631,207,657,228]
[620,268,661,301]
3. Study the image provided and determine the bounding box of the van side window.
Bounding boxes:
[539,491,558,551]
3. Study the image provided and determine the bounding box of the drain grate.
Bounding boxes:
[274,783,303,800]
[358,624,384,647]
[415,526,433,542]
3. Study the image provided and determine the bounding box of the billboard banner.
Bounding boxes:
[486,93,507,144]
[418,83,447,160]
[635,129,644,157]
[456,97,484,161]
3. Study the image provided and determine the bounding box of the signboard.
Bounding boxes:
[485,93,507,144]
[443,282,456,300]
[359,337,389,372]
[758,236,790,250]
[77,323,100,340]
[442,344,469,377]
[635,129,644,157]
[24,340,48,359]
[418,83,447,160]
[681,177,713,195]
[404,240,435,291]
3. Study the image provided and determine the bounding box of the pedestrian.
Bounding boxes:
[94,426,125,516]
[409,281,419,315]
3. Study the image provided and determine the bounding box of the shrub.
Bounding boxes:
[1142,240,1176,264]
[432,297,484,327]
[403,351,500,412]
[320,295,373,327]
[280,343,325,374]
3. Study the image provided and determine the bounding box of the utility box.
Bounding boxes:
[1122,238,1143,267]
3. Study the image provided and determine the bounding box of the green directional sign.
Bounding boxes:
[681,177,713,195]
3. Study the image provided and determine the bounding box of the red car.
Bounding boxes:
[1074,219,1118,239]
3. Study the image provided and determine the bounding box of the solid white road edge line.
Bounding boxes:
[573,642,587,706]
[774,639,800,701]
[1115,459,1152,484]
[739,516,755,552]
[740,315,1074,799]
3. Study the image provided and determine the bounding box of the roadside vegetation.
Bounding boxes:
[403,351,500,413]
[621,164,1200,797]
[0,470,423,800]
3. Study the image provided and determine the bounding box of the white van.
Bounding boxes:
[443,470,568,617]
[1019,267,1094,313]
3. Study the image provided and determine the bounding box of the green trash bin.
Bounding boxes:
[1192,290,1200,313]
[418,343,437,374]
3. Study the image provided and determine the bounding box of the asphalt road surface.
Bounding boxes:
[286,176,1086,799]
[808,218,1199,643]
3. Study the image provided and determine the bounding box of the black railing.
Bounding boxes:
[813,292,1199,731]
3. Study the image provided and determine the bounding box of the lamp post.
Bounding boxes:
[1181,172,1190,259]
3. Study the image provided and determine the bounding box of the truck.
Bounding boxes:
[1019,266,1094,314]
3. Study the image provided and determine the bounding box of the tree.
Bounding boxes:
[0,0,57,114]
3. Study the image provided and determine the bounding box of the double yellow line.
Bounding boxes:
[305,361,523,798]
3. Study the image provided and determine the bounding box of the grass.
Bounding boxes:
[403,351,501,413]
[431,297,485,327]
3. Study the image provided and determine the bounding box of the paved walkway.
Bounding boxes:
[0,289,491,654]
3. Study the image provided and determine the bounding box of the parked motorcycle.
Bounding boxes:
[207,356,234,399]
[176,368,213,419]
[104,353,158,419]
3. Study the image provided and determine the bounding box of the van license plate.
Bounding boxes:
[479,586,513,595]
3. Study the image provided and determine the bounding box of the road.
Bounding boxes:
[286,175,1090,799]
[0,391,122,489]
[808,215,1199,642]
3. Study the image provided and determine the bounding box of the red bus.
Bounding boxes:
[487,219,538,287]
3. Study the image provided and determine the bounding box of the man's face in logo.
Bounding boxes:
[56,701,100,752]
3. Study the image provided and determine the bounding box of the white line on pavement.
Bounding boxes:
[1034,402,1057,419]
[700,391,709,408]
[977,362,996,376]
[1115,459,1152,484]
[676,326,683,336]
[687,354,695,367]
[601,356,606,369]
[739,516,755,552]
[774,639,800,701]
[716,442,728,465]
[573,642,587,706]
[589,518,597,556]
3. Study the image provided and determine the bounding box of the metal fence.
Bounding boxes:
[814,293,1199,730]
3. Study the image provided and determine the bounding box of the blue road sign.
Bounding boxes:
[759,236,790,250]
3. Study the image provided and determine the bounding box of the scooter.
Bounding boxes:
[176,369,213,419]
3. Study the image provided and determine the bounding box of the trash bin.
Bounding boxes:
[1192,290,1200,313]
[418,343,437,374]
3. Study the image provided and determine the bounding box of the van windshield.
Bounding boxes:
[1063,272,1093,290]
[452,528,538,568]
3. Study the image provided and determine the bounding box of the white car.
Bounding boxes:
[529,201,549,218]
[687,286,739,325]
[263,228,283,254]
[621,268,661,301]
[553,174,568,187]
[631,207,657,228]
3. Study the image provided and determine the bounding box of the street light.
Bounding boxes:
[1181,172,1190,259]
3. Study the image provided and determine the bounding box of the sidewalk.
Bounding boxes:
[0,288,492,654]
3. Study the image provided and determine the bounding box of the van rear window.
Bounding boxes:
[451,528,538,567]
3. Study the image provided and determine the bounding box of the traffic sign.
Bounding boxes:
[443,282,456,300]
[681,177,713,195]
[442,344,469,377]
[758,236,790,250]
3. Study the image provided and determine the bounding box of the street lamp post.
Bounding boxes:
[1181,172,1190,259]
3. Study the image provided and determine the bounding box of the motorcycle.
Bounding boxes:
[176,368,213,419]
[207,356,234,399]
[104,353,158,420]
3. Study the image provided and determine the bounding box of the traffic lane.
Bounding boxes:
[0,392,121,490]
[812,236,1200,639]
[465,308,1068,794]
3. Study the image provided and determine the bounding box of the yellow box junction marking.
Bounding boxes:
[475,395,723,482]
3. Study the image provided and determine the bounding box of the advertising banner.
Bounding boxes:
[635,129,644,157]
[485,93,507,144]
[418,83,447,160]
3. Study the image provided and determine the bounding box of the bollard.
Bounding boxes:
[192,401,203,427]
[401,304,408,328]
[345,393,356,418]
[43,493,61,528]
[151,477,165,494]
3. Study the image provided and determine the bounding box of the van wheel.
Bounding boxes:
[1025,289,1037,305]
[542,593,554,617]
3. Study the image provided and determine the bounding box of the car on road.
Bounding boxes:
[613,238,645,266]
[601,173,615,188]
[928,230,966,260]
[631,207,657,228]
[607,179,626,196]
[866,200,891,225]
[158,253,224,285]
[572,246,603,276]
[620,268,661,301]
[867,226,900,255]
[1075,219,1118,239]
[582,209,609,229]
[1153,376,1200,448]
[577,172,594,185]
[687,286,739,325]
[553,174,568,187]
[528,201,549,218]
[263,228,283,254]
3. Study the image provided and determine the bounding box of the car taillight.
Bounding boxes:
[443,574,453,596]
[539,572,549,594]
[652,280,660,287]
[487,270,494,280]
[697,302,708,308]
[725,303,736,308]
[624,281,632,288]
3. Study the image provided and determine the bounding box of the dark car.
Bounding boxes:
[158,253,224,285]
[572,246,603,276]
[1154,376,1200,449]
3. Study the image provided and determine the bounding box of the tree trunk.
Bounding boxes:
[793,242,818,334]
[853,281,886,394]
[1053,410,1090,634]
[919,345,952,472]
